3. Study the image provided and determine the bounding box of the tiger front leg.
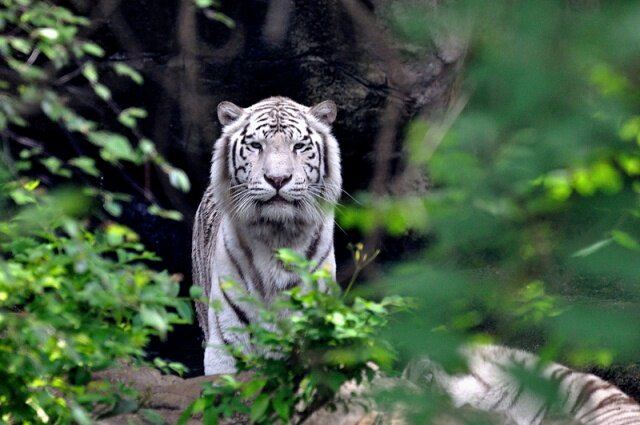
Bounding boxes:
[204,344,236,375]
[203,300,252,375]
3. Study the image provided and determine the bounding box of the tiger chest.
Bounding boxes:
[212,223,309,303]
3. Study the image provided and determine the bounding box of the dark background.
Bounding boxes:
[61,0,462,375]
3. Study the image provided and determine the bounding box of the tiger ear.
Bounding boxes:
[309,100,337,125]
[217,101,244,126]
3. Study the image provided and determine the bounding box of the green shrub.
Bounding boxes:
[180,248,409,425]
[0,186,192,423]
[0,1,194,422]
[341,1,640,418]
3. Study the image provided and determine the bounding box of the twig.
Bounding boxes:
[25,48,40,66]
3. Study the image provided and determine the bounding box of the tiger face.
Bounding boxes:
[211,97,341,225]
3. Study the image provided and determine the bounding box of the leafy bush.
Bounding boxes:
[337,0,640,419]
[0,186,192,423]
[180,248,409,425]
[0,0,189,217]
[0,1,194,423]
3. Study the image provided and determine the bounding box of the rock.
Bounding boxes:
[92,366,584,424]
[93,366,251,424]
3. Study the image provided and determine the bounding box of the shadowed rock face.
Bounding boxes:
[79,0,461,209]
[90,0,461,199]
[93,367,246,425]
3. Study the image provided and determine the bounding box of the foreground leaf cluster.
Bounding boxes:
[0,1,196,422]
[181,249,409,425]
[0,187,192,423]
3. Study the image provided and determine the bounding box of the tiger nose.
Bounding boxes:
[264,174,292,190]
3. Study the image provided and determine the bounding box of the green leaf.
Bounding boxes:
[0,37,9,56]
[127,107,148,118]
[139,138,157,156]
[10,188,36,205]
[69,157,100,177]
[41,99,64,120]
[41,157,72,177]
[168,168,191,192]
[590,63,629,96]
[93,83,111,100]
[81,42,105,57]
[23,180,40,191]
[118,114,135,128]
[177,398,207,425]
[611,230,639,251]
[35,28,59,40]
[87,131,139,164]
[109,397,139,416]
[148,204,184,221]
[272,389,291,421]
[82,63,98,83]
[250,393,270,423]
[189,285,204,298]
[326,371,348,392]
[241,379,266,398]
[194,0,215,7]
[140,306,169,336]
[328,312,346,326]
[203,406,219,425]
[9,37,31,54]
[104,200,123,217]
[113,63,144,85]
[176,300,193,323]
[571,238,612,258]
[276,248,306,266]
[7,58,45,80]
[70,403,92,425]
[203,10,235,29]
[118,107,147,128]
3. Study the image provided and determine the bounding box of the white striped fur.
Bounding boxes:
[192,97,341,375]
[406,344,640,425]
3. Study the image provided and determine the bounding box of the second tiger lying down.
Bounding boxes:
[405,344,640,425]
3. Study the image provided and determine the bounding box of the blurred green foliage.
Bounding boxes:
[0,1,194,422]
[0,186,192,423]
[0,0,190,218]
[180,248,409,425]
[337,0,640,420]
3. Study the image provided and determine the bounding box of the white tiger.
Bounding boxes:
[192,96,341,375]
[405,344,640,425]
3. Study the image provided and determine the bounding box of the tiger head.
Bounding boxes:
[210,97,342,225]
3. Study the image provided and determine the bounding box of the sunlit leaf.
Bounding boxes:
[113,63,144,85]
[81,42,105,57]
[93,83,111,100]
[250,394,270,423]
[69,157,99,177]
[572,239,612,258]
[167,167,191,193]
